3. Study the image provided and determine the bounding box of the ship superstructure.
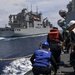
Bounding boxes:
[9,8,43,28]
[58,0,75,27]
[0,8,52,37]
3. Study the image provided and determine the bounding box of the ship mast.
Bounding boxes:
[31,4,32,12]
[36,6,38,13]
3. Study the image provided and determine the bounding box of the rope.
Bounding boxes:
[0,54,32,61]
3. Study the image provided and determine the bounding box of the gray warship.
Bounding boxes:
[58,0,75,28]
[0,8,52,37]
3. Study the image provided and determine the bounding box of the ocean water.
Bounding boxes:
[0,34,47,74]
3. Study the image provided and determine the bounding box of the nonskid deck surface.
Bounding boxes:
[25,50,74,75]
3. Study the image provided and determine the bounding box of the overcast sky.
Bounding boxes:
[0,0,71,28]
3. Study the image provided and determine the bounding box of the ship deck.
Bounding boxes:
[25,49,74,75]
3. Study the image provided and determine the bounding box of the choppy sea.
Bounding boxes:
[0,34,47,75]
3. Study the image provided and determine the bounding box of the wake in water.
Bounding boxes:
[2,58,32,75]
[0,37,5,40]
[0,34,47,41]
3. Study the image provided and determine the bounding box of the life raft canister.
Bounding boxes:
[48,29,59,42]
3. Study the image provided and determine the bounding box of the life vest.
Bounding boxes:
[72,28,75,33]
[33,49,52,67]
[71,28,75,42]
[48,29,59,42]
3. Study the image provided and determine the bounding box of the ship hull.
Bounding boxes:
[0,28,14,37]
[0,31,14,37]
[13,27,50,37]
[0,27,50,37]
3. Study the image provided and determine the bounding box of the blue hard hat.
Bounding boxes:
[42,42,49,47]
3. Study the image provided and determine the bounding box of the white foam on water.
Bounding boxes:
[2,58,32,75]
[0,37,5,40]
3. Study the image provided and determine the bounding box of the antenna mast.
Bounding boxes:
[36,6,38,13]
[31,4,32,12]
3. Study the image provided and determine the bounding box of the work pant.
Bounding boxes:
[71,42,75,52]
[65,39,71,53]
[50,43,61,64]
[32,66,51,75]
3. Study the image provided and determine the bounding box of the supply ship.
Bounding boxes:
[0,8,52,37]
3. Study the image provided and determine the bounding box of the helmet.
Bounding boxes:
[57,19,65,27]
[53,26,58,29]
[67,20,75,28]
[59,9,67,18]
[42,42,49,47]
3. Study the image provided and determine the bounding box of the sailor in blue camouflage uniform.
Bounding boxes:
[30,42,57,75]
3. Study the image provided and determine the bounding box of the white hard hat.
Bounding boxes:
[66,20,75,29]
[68,20,75,27]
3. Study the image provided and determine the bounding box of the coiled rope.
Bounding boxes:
[0,54,32,61]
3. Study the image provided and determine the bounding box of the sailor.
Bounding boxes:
[30,42,57,75]
[67,20,75,51]
[47,27,63,66]
[62,29,71,53]
[47,27,63,45]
